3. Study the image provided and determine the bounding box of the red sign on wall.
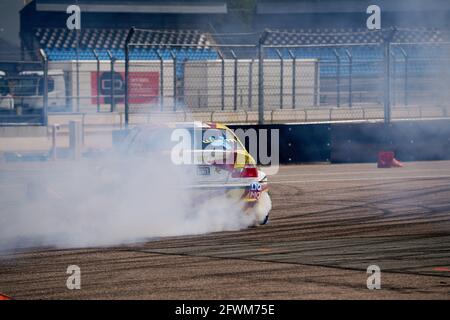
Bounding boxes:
[91,71,159,105]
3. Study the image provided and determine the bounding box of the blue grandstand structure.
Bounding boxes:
[10,0,450,105]
[18,1,450,72]
[35,27,218,61]
[27,25,450,80]
[45,46,219,61]
[263,28,450,77]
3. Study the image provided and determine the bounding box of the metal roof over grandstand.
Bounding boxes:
[34,0,227,14]
[257,0,450,14]
[263,28,450,46]
[35,28,212,49]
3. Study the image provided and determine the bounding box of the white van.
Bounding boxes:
[8,70,66,111]
[0,71,14,110]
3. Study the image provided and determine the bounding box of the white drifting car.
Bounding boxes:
[121,122,271,226]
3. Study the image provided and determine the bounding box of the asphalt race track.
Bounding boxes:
[0,161,449,299]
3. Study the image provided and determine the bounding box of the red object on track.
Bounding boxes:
[391,158,404,168]
[433,267,450,272]
[378,151,403,168]
[0,293,12,300]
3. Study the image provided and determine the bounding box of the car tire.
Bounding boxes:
[251,191,272,226]
[260,213,269,225]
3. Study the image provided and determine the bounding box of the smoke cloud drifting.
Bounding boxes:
[0,131,258,253]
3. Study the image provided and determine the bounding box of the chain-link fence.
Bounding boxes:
[49,55,132,114]
[123,28,450,125]
[0,50,48,125]
[2,28,450,126]
[391,42,450,109]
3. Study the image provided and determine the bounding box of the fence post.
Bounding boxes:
[314,60,319,107]
[399,47,408,107]
[333,49,341,108]
[51,124,60,160]
[384,41,391,123]
[391,50,397,107]
[170,50,177,111]
[383,28,396,124]
[75,29,80,113]
[276,49,284,109]
[69,120,82,160]
[258,31,268,125]
[288,50,296,109]
[156,50,164,111]
[345,49,353,108]
[217,51,225,111]
[249,59,253,109]
[107,50,116,112]
[92,49,101,112]
[39,49,48,126]
[231,50,238,111]
[124,27,135,128]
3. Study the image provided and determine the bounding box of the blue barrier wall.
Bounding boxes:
[229,119,450,164]
[228,124,331,164]
[112,119,450,165]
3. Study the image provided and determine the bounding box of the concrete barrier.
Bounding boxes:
[69,121,83,160]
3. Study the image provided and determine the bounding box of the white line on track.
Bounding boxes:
[270,174,450,184]
[272,168,449,178]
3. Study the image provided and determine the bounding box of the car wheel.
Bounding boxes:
[252,191,272,226]
[260,213,269,225]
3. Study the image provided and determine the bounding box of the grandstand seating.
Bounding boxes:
[264,28,450,77]
[36,28,210,49]
[264,28,450,46]
[46,47,218,61]
[36,28,218,61]
[35,27,450,78]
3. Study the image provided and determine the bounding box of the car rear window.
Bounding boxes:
[126,127,242,155]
